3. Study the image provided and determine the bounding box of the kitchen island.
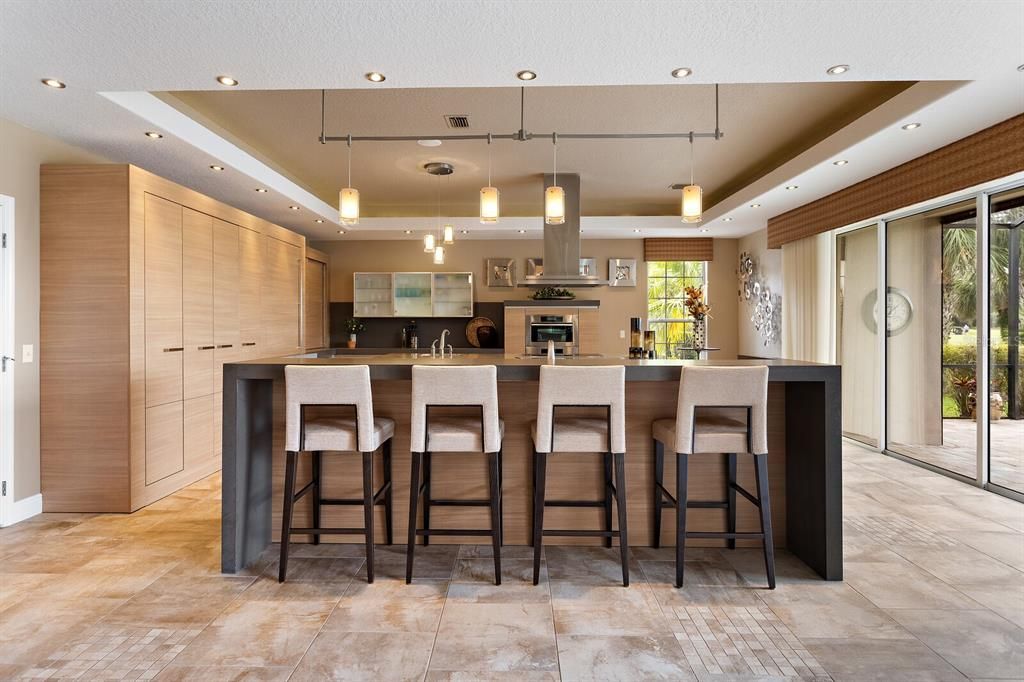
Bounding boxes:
[222,353,842,580]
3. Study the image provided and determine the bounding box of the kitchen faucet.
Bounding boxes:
[432,329,453,358]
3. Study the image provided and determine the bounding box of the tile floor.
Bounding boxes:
[1,442,1022,680]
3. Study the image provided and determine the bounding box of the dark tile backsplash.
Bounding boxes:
[330,302,505,349]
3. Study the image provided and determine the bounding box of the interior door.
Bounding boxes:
[238,227,264,359]
[263,237,302,355]
[213,219,240,390]
[182,208,214,400]
[144,193,183,407]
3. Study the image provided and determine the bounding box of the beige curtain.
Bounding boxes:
[781,233,834,363]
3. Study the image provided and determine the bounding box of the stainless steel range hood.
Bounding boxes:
[522,173,607,287]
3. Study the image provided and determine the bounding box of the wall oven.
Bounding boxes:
[526,314,577,356]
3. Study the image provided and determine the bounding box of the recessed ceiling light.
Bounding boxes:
[671,67,693,78]
[517,229,526,234]
[785,185,799,190]
[288,205,300,211]
[417,139,442,147]
[209,165,224,171]
[633,228,641,233]
[901,122,921,130]
[516,70,537,81]
[255,187,268,193]
[722,217,733,222]
[833,159,849,166]
[403,230,412,235]
[461,229,469,235]
[337,230,346,235]
[216,75,238,87]
[750,203,761,208]
[144,131,163,139]
[699,228,709,233]
[314,219,324,224]
[826,64,850,75]
[41,78,66,89]
[365,72,386,83]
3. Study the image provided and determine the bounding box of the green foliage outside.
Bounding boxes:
[647,261,705,358]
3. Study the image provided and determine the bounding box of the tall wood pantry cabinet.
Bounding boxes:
[40,165,306,512]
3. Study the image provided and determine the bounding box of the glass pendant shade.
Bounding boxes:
[480,186,500,223]
[433,245,445,265]
[339,187,359,225]
[423,233,435,253]
[545,185,565,225]
[443,224,455,244]
[681,184,703,223]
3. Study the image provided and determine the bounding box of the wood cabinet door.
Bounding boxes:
[145,401,184,485]
[213,219,240,388]
[238,227,264,359]
[263,237,302,355]
[304,258,328,350]
[182,208,214,400]
[184,394,215,471]
[144,193,184,407]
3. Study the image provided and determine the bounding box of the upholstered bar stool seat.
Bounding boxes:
[280,365,394,584]
[651,365,775,590]
[531,365,630,587]
[407,365,505,585]
[302,417,395,452]
[427,417,505,452]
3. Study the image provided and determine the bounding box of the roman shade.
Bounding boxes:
[643,237,714,262]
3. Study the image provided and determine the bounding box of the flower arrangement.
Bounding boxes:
[684,285,712,320]
[345,318,366,334]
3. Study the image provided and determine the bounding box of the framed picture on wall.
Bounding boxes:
[486,258,516,287]
[608,258,637,287]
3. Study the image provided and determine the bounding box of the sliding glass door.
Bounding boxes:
[989,187,1024,494]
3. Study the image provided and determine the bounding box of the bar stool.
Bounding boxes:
[281,365,395,583]
[406,365,504,585]
[651,365,775,589]
[531,365,628,586]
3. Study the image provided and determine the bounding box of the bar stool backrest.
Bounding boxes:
[674,365,769,455]
[410,365,501,453]
[535,365,626,453]
[285,365,375,452]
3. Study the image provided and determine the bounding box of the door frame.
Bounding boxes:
[0,194,15,526]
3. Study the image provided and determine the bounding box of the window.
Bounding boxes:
[646,261,707,358]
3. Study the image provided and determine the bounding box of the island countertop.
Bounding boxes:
[222,352,842,581]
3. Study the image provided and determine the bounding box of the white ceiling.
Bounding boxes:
[2,0,1023,241]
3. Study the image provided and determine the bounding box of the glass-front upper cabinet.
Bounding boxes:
[394,273,433,317]
[353,273,393,318]
[432,273,474,318]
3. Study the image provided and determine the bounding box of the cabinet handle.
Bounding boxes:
[217,344,234,349]
[163,347,184,353]
[198,345,215,350]
[241,342,257,347]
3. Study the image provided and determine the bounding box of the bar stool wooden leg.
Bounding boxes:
[613,452,629,587]
[383,439,393,546]
[653,439,664,549]
[497,448,505,547]
[488,451,502,585]
[406,452,422,584]
[675,452,688,588]
[603,452,613,549]
[279,450,298,583]
[532,449,547,585]
[362,451,375,583]
[726,453,737,551]
[755,453,776,589]
[422,452,432,547]
[312,451,322,546]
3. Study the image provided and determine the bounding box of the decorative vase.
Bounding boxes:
[692,317,707,351]
[347,333,357,349]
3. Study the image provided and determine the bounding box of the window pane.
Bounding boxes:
[664,278,689,299]
[648,261,666,277]
[665,262,684,277]
[682,261,704,278]
[647,299,666,320]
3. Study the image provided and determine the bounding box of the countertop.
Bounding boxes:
[503,299,600,308]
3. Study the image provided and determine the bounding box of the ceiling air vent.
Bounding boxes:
[444,114,470,129]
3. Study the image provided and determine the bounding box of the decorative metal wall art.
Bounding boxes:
[486,258,516,287]
[738,251,781,347]
[608,258,637,287]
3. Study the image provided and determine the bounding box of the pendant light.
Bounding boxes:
[423,233,435,253]
[431,173,446,264]
[339,135,359,225]
[443,174,455,244]
[480,133,500,223]
[545,133,565,225]
[681,133,702,223]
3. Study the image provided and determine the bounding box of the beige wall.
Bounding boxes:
[311,237,738,359]
[0,119,109,502]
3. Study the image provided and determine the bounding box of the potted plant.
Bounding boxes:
[345,318,366,348]
[683,285,712,350]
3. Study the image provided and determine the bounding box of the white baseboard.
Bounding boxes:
[2,493,42,526]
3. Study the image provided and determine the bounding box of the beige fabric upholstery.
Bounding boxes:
[410,365,502,453]
[302,416,395,453]
[533,365,626,453]
[285,365,392,452]
[530,417,610,453]
[426,416,506,452]
[655,366,769,455]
